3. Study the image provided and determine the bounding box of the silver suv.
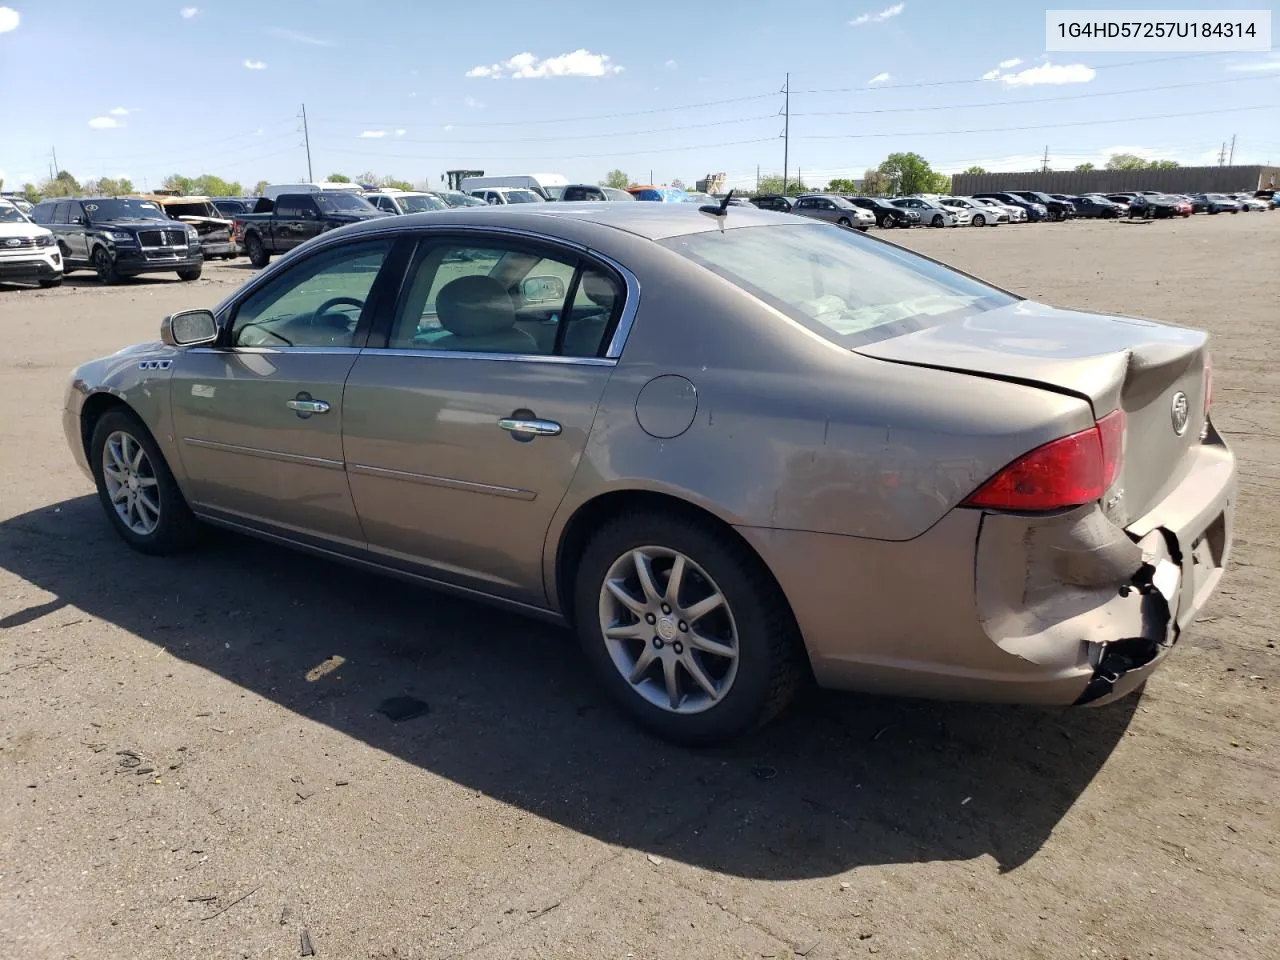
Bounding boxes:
[891,197,956,228]
[791,195,875,231]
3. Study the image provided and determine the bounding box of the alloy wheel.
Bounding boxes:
[598,546,740,714]
[102,430,161,535]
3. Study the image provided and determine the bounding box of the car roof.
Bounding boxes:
[340,200,796,243]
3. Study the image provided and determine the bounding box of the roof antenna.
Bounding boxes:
[699,189,734,232]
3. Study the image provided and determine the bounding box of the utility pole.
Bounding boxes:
[756,164,760,192]
[781,72,791,194]
[1041,145,1049,173]
[1228,133,1236,166]
[51,147,59,178]
[1218,142,1227,166]
[299,103,314,182]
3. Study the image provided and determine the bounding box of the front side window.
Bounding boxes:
[387,239,620,357]
[231,239,393,348]
[662,223,1015,348]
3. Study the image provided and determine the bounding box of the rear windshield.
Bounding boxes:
[661,223,1016,347]
[399,194,448,212]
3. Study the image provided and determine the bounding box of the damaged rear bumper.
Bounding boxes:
[736,427,1235,707]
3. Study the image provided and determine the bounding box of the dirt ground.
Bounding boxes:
[1,216,1277,960]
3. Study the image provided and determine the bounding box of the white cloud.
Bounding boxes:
[180,6,198,18]
[463,96,484,109]
[0,6,19,33]
[664,59,678,70]
[242,59,266,70]
[108,106,138,116]
[981,68,1002,81]
[443,124,455,132]
[359,130,387,138]
[1001,61,1095,86]
[998,57,1022,69]
[88,116,123,129]
[868,72,890,84]
[394,129,406,136]
[1228,54,1280,72]
[466,49,623,79]
[850,2,905,26]
[268,27,333,46]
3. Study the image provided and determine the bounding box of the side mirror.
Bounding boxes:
[161,309,219,347]
[521,275,566,303]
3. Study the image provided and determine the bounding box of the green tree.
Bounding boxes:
[859,168,891,196]
[162,174,196,194]
[601,169,630,189]
[962,165,987,175]
[21,183,40,203]
[37,171,81,198]
[1074,162,1096,172]
[191,174,244,196]
[1147,159,1179,170]
[925,171,952,193]
[252,180,268,197]
[327,173,351,182]
[878,152,939,195]
[826,177,860,194]
[84,177,136,195]
[1105,153,1148,171]
[383,178,414,191]
[754,174,809,196]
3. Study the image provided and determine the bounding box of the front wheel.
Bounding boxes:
[931,214,944,228]
[837,217,851,227]
[574,512,805,746]
[177,266,202,281]
[972,214,986,227]
[92,247,121,285]
[38,276,63,288]
[245,234,270,269]
[90,408,201,555]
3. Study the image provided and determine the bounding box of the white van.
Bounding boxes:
[458,173,568,201]
[261,181,365,201]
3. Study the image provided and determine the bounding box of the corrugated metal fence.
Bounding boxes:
[952,165,1279,197]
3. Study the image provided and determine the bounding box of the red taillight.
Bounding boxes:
[964,409,1125,512]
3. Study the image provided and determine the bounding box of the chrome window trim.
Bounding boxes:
[211,222,640,360]
[366,348,616,366]
[188,345,364,356]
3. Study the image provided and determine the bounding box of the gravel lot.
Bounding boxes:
[2,216,1277,960]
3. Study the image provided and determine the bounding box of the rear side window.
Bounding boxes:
[31,202,54,223]
[662,223,1015,348]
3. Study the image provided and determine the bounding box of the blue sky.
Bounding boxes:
[1,0,1277,192]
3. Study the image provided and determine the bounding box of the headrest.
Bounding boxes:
[436,275,516,337]
[581,272,617,307]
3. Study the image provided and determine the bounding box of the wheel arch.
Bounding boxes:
[79,391,132,463]
[550,488,798,634]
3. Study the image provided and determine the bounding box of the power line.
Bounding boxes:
[797,103,1274,141]
[332,113,777,146]
[324,136,780,163]
[792,74,1279,119]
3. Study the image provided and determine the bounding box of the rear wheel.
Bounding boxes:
[574,511,804,746]
[246,233,270,269]
[89,408,201,555]
[92,247,121,285]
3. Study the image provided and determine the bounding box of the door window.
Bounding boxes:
[387,239,621,357]
[230,238,394,348]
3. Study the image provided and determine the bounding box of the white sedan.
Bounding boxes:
[971,196,1027,223]
[940,196,1006,227]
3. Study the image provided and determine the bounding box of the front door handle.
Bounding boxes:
[498,417,561,438]
[286,398,330,415]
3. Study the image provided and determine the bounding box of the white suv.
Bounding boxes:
[0,198,63,287]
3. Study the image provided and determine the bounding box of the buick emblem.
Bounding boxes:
[1170,391,1190,436]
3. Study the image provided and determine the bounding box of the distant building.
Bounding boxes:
[696,172,727,194]
[952,165,1279,197]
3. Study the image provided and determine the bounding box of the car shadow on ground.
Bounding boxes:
[0,496,1140,880]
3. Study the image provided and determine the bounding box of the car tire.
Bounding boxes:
[837,217,851,227]
[177,266,202,281]
[573,510,805,746]
[931,214,944,227]
[89,408,202,555]
[972,214,986,227]
[246,234,270,269]
[38,276,63,288]
[92,246,121,285]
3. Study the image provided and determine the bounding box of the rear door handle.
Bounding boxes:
[498,417,561,437]
[286,399,330,414]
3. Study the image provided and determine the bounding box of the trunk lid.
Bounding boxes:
[854,300,1210,524]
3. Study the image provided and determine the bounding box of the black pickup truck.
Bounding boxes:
[30,196,204,284]
[233,191,387,267]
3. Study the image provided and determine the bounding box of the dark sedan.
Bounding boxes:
[749,194,794,213]
[1126,194,1185,219]
[1190,193,1241,214]
[844,196,920,228]
[1069,195,1123,219]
